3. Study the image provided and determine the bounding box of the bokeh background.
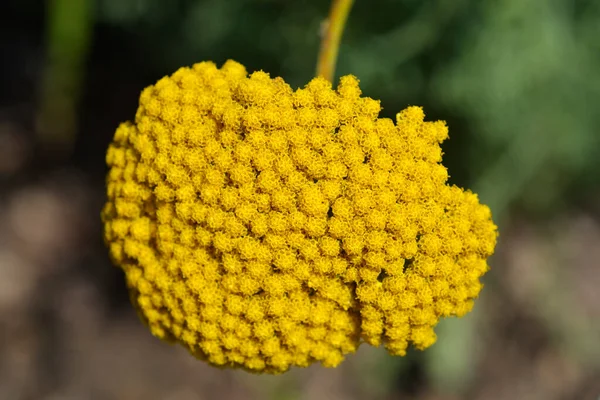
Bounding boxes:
[1,0,599,399]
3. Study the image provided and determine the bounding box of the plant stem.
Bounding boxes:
[316,0,355,82]
[37,0,92,158]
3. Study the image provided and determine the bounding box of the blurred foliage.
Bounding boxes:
[15,0,599,397]
[435,0,600,218]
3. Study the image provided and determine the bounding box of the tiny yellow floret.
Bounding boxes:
[102,60,497,374]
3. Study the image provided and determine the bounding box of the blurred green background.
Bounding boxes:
[0,0,599,399]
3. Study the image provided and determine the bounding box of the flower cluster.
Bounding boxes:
[102,60,497,373]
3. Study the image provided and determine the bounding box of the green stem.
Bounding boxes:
[37,0,93,157]
[316,0,355,82]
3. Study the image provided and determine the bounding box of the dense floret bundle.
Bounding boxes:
[102,60,497,373]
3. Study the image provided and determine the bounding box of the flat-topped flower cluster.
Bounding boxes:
[102,60,497,373]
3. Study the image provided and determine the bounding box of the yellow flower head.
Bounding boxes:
[102,60,497,373]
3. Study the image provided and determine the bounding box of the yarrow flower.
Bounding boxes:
[102,60,497,373]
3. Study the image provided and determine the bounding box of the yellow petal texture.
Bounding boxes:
[102,60,497,373]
